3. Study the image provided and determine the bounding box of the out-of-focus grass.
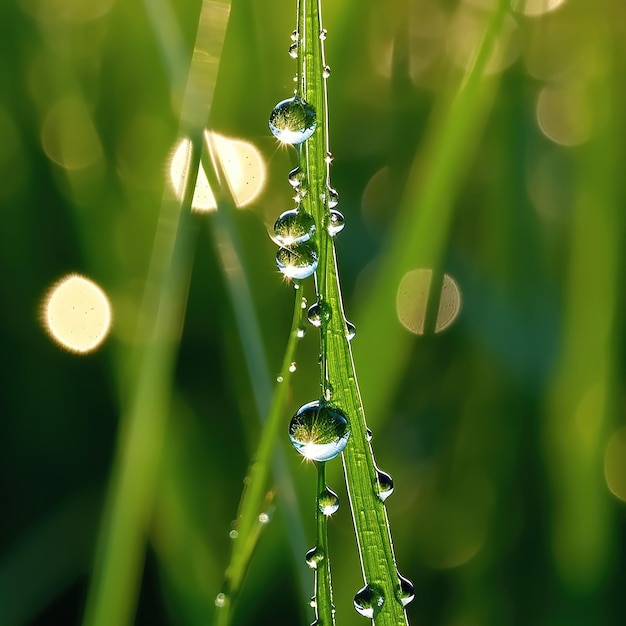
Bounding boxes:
[1,1,625,626]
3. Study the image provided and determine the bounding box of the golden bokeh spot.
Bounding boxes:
[397,269,461,335]
[604,427,626,502]
[42,274,112,354]
[169,131,266,212]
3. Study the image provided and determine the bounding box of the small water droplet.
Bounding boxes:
[346,320,356,340]
[396,572,415,607]
[325,152,333,164]
[276,241,318,280]
[269,96,317,145]
[229,529,238,539]
[319,28,327,40]
[327,187,339,208]
[273,209,316,246]
[353,583,385,618]
[323,65,331,78]
[319,485,340,515]
[215,592,226,608]
[301,297,308,309]
[289,42,298,58]
[277,375,284,383]
[328,210,345,236]
[289,400,350,462]
[375,468,394,502]
[366,427,373,442]
[289,361,297,372]
[323,381,333,401]
[296,326,306,338]
[258,511,270,524]
[310,596,317,608]
[288,166,305,188]
[305,545,325,569]
[308,301,331,327]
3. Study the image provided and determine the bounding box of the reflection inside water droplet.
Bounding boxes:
[345,320,356,341]
[276,241,318,280]
[308,301,331,327]
[319,485,340,515]
[289,400,350,462]
[375,468,394,502]
[328,209,345,236]
[353,583,385,618]
[269,96,317,145]
[305,545,324,569]
[396,572,415,607]
[273,209,316,246]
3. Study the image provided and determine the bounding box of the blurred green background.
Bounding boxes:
[1,0,625,625]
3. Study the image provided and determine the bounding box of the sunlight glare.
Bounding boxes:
[169,131,266,212]
[43,274,112,354]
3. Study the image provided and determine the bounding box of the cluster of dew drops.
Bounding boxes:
[266,24,415,621]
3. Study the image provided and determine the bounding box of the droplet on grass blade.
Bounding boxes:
[319,486,340,515]
[396,572,415,607]
[276,241,318,280]
[328,209,345,236]
[289,400,350,462]
[273,209,316,246]
[375,468,394,502]
[269,96,317,144]
[305,545,325,569]
[307,301,331,327]
[353,583,385,618]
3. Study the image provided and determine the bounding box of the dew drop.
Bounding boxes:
[289,400,350,462]
[305,545,325,569]
[297,326,306,338]
[319,28,327,40]
[229,529,238,539]
[269,96,317,145]
[215,593,226,607]
[308,301,331,327]
[396,572,415,607]
[327,187,339,208]
[319,485,340,515]
[375,468,394,502]
[277,375,284,383]
[366,428,373,442]
[353,583,385,618]
[323,65,331,78]
[258,511,271,524]
[288,166,305,188]
[276,241,318,280]
[289,361,297,372]
[310,596,317,608]
[273,209,316,246]
[291,30,298,42]
[323,381,333,402]
[289,42,298,58]
[325,152,333,164]
[346,320,356,340]
[328,210,345,236]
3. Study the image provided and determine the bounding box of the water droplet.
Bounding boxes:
[301,297,308,309]
[396,572,415,607]
[305,545,325,569]
[273,209,316,246]
[215,592,226,607]
[288,166,305,188]
[366,428,373,442]
[323,381,333,401]
[325,152,333,164]
[229,529,238,539]
[289,361,297,372]
[319,28,327,40]
[276,241,318,280]
[375,468,394,502]
[289,42,298,58]
[323,65,331,78]
[310,596,317,608]
[308,301,331,327]
[258,511,270,524]
[319,486,340,515]
[291,29,298,42]
[327,187,339,208]
[269,96,317,145]
[328,210,345,236]
[277,375,284,383]
[353,583,385,618]
[289,400,350,462]
[346,320,356,340]
[296,326,306,338]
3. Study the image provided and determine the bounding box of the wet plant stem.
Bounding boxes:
[313,462,335,626]
[297,0,409,623]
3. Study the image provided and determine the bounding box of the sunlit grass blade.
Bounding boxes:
[81,3,231,626]
[354,0,511,426]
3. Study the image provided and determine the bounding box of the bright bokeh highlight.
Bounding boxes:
[396,269,461,335]
[169,131,266,212]
[511,0,567,17]
[43,274,112,353]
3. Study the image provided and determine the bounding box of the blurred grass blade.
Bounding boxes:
[355,0,510,425]
[82,4,231,626]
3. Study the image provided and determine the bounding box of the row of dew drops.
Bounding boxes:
[266,21,414,621]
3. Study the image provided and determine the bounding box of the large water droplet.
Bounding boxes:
[375,468,394,502]
[396,572,415,607]
[289,400,350,462]
[328,210,345,236]
[273,209,316,246]
[345,320,356,340]
[319,486,340,515]
[327,187,339,208]
[305,545,325,569]
[269,96,317,145]
[308,301,331,327]
[353,583,385,618]
[276,241,318,280]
